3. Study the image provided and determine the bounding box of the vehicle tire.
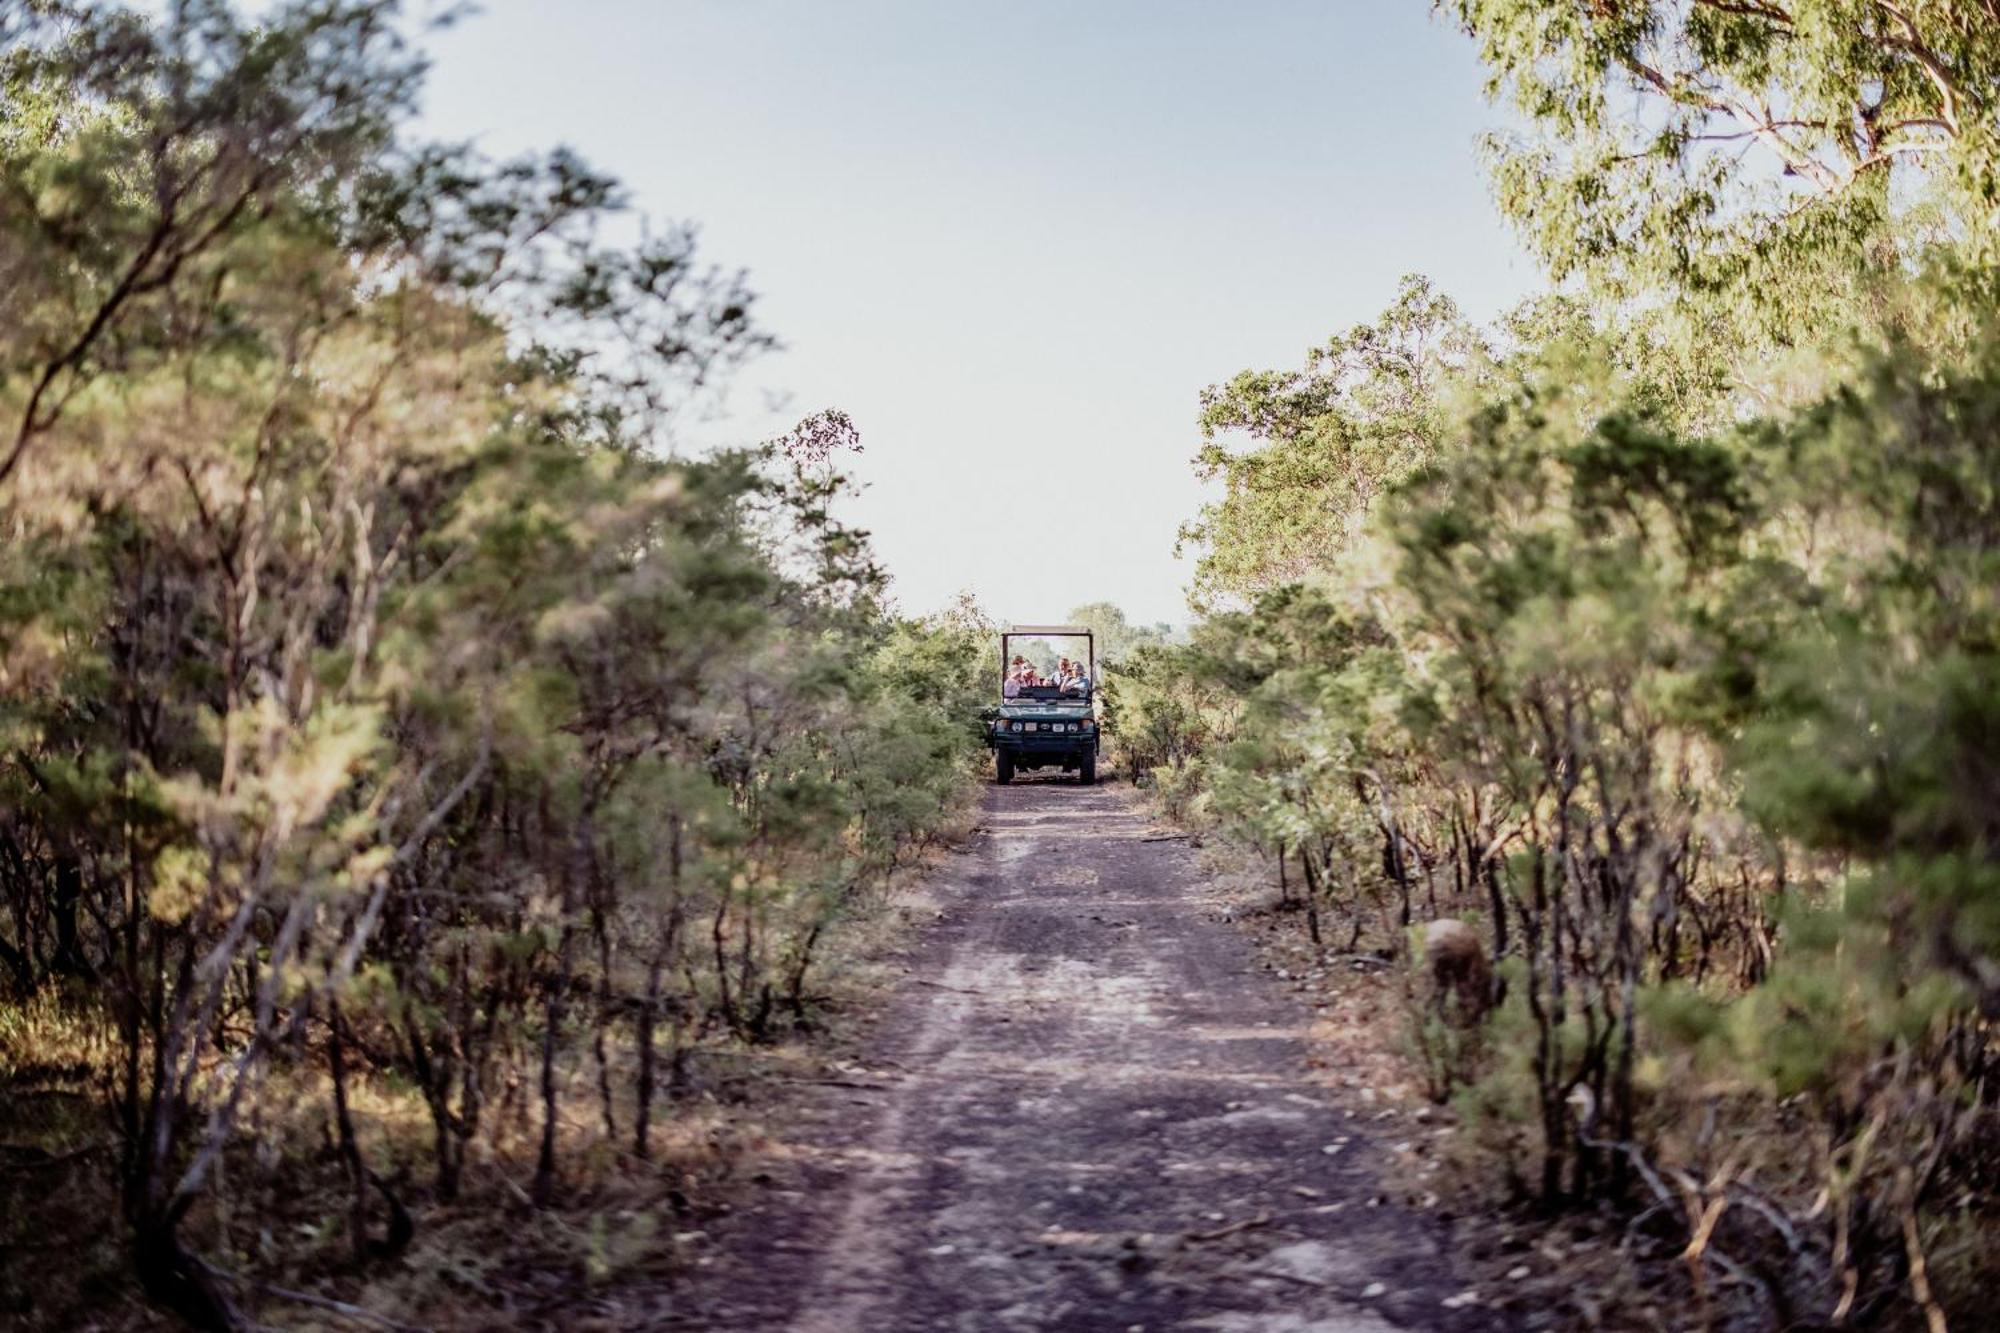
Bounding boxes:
[996,751,1014,785]
[1078,753,1096,786]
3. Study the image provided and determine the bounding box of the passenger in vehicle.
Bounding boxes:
[1061,663,1091,695]
[1003,660,1026,698]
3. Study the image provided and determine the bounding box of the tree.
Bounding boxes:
[1131,12,2000,1319]
[1445,0,2000,344]
[0,0,423,490]
[1064,601,1171,666]
[0,5,982,1328]
[1176,275,1485,606]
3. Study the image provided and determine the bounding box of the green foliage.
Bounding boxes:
[1446,0,2000,351]
[1138,14,2000,1304]
[1177,276,1486,606]
[1160,281,2000,1308]
[1064,600,1173,666]
[0,5,984,1326]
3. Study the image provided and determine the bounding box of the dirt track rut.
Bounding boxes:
[672,777,1500,1332]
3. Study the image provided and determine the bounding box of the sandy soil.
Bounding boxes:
[662,777,1505,1332]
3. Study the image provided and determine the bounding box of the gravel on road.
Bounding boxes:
[668,777,1506,1333]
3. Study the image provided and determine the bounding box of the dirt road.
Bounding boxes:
[671,778,1500,1332]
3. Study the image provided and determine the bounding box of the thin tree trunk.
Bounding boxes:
[532,926,574,1208]
[1299,856,1324,948]
[132,1215,243,1333]
[592,1024,617,1144]
[635,818,685,1158]
[785,919,826,1019]
[711,891,735,1031]
[634,946,665,1159]
[1483,853,1509,961]
[327,1000,369,1264]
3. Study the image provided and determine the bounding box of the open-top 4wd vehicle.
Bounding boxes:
[984,624,1099,785]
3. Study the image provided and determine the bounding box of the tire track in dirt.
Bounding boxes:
[673,777,1502,1332]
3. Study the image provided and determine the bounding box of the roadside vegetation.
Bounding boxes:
[1109,4,2000,1328]
[0,3,987,1327]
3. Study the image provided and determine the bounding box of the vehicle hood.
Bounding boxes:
[997,700,1093,720]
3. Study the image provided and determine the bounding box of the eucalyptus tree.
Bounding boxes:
[1177,275,1485,607]
[1444,0,2000,350]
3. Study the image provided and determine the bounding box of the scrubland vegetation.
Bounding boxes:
[8,1,2000,1330]
[0,3,986,1326]
[1109,4,2000,1327]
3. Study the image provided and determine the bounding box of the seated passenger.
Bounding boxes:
[1062,663,1091,695]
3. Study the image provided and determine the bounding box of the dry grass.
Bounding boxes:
[0,803,985,1331]
[1188,826,2000,1329]
[1183,831,1749,1332]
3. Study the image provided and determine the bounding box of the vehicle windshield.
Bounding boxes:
[1000,631,1094,700]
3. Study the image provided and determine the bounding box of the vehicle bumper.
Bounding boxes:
[988,733,1098,757]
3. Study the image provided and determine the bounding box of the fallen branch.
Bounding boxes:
[1901,1206,1949,1333]
[1321,952,1393,971]
[0,1140,110,1172]
[785,1077,893,1092]
[1185,1212,1273,1243]
[1572,1096,1782,1325]
[199,1257,430,1332]
[1729,1181,1805,1255]
[254,1284,431,1333]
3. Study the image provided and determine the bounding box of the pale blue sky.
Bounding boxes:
[416,1,1539,625]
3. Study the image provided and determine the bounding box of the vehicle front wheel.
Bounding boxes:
[996,751,1014,784]
[1077,754,1096,786]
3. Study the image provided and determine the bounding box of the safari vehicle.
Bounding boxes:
[985,624,1099,785]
